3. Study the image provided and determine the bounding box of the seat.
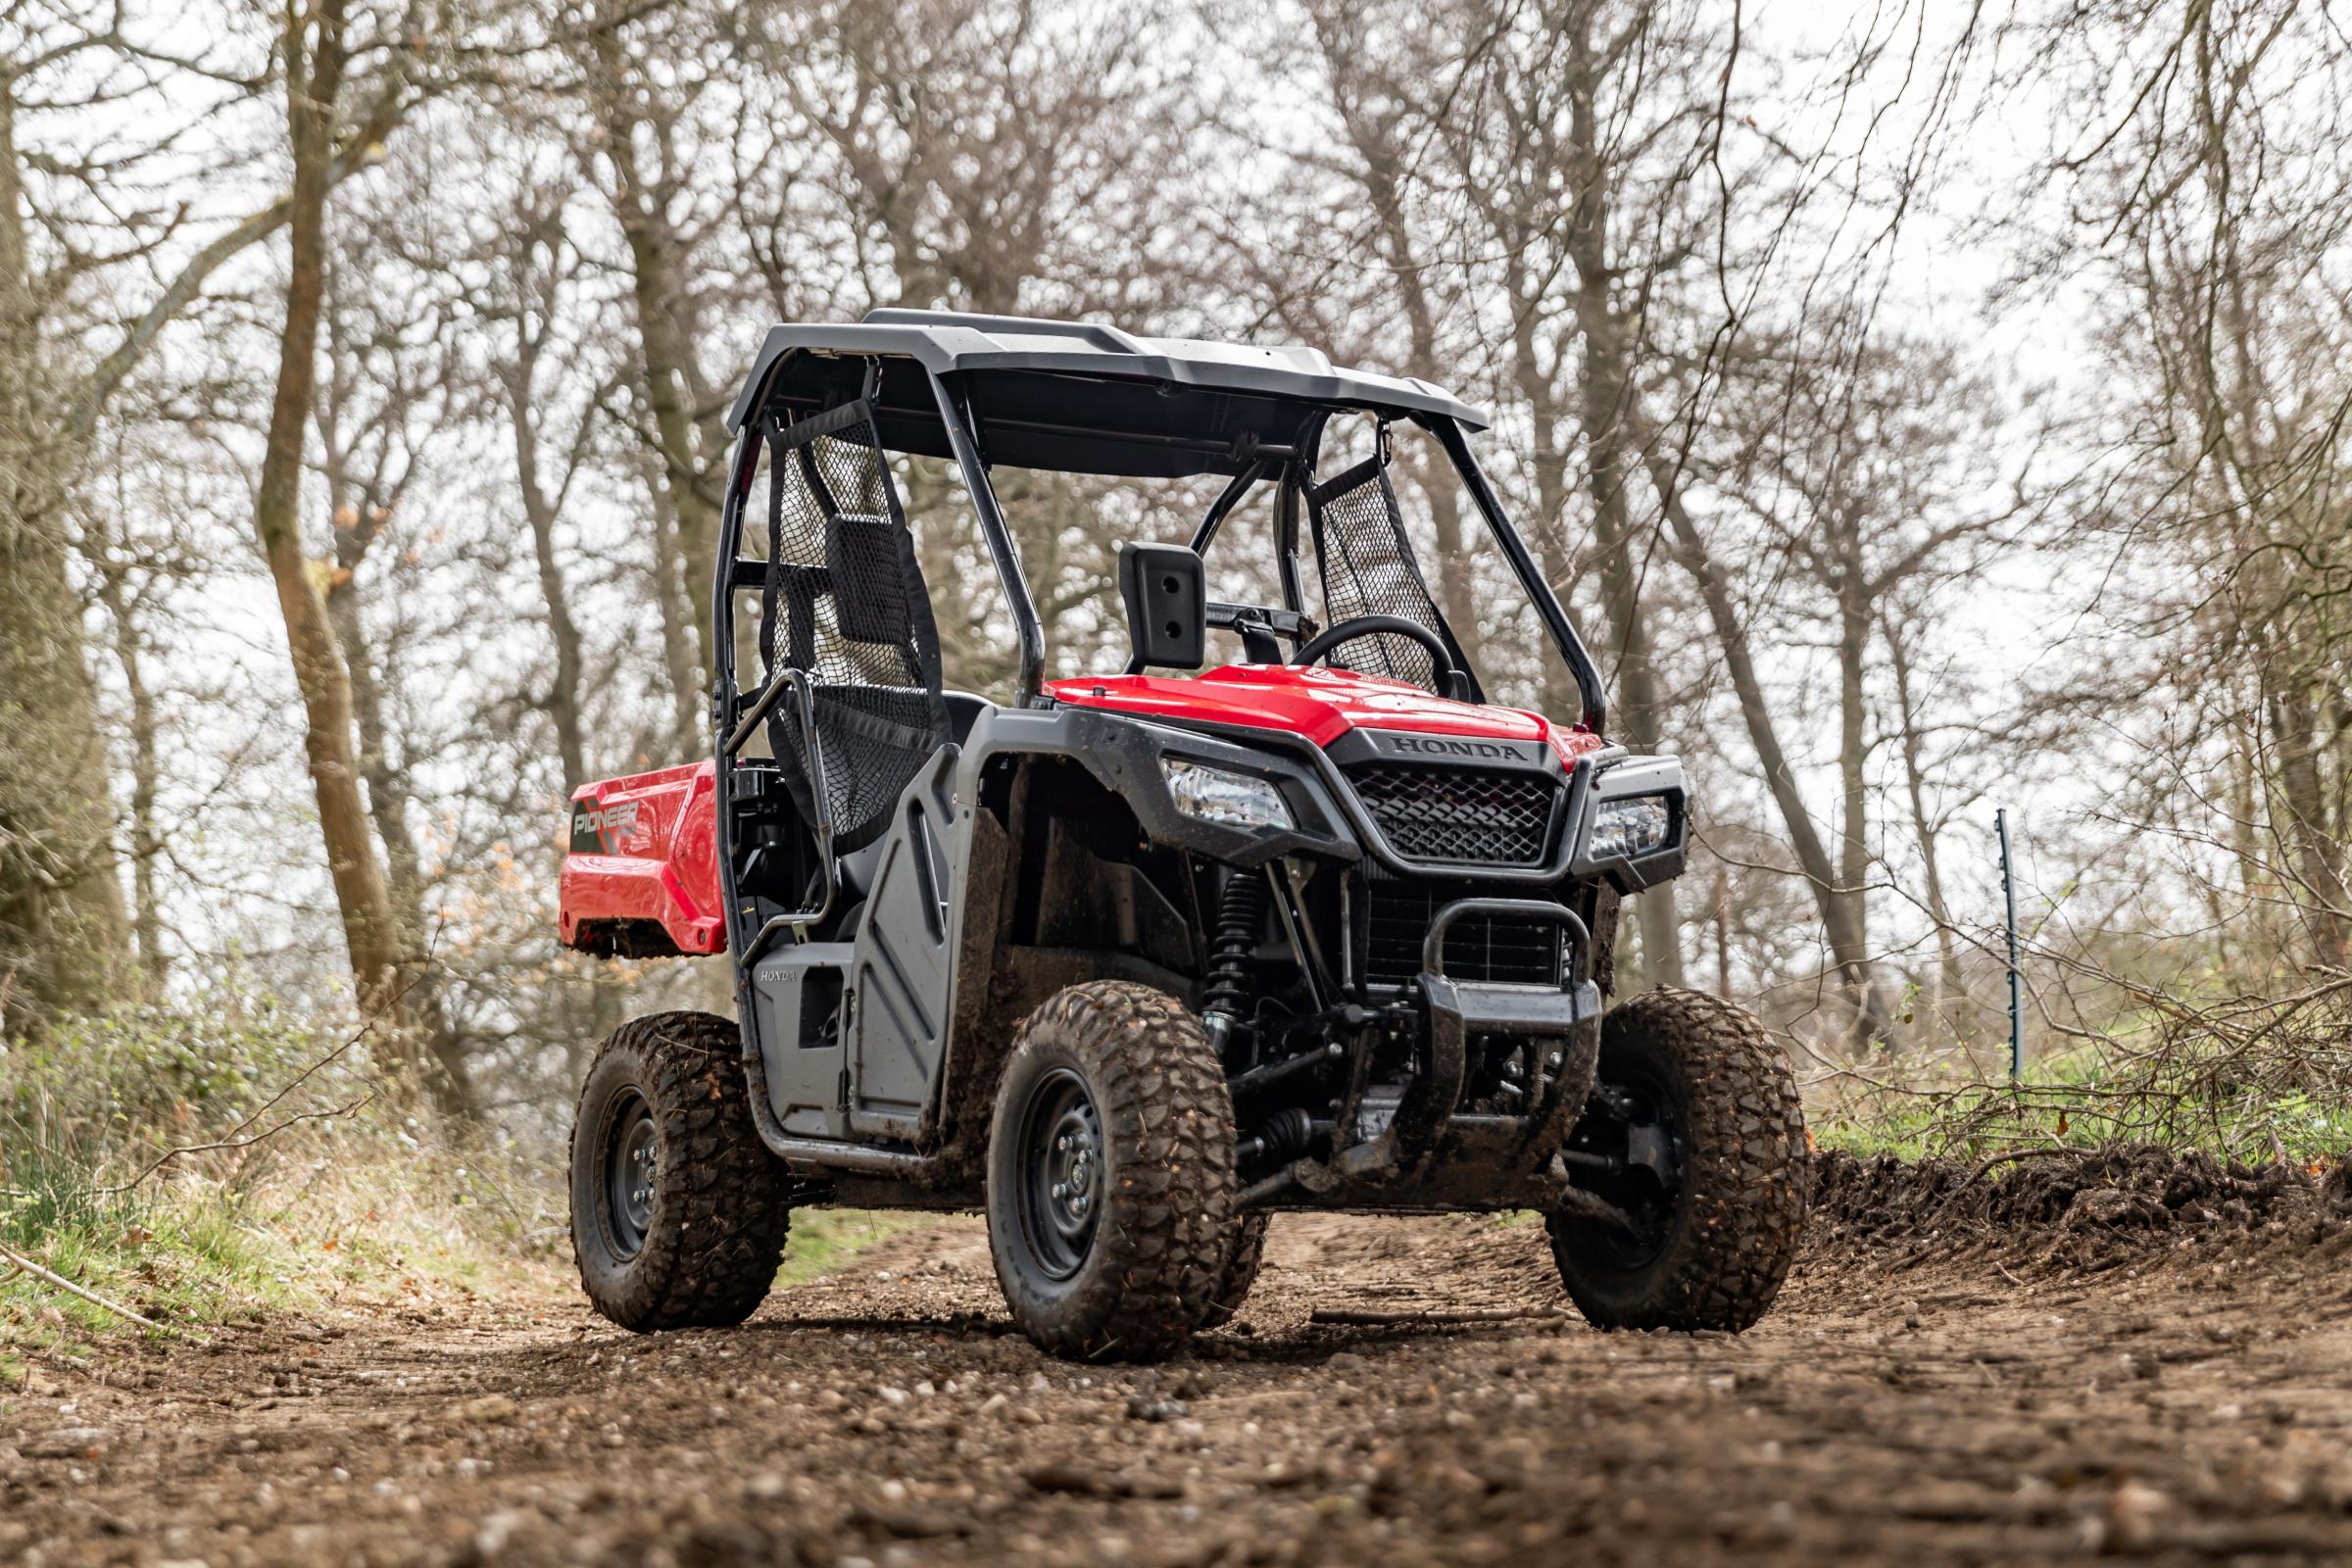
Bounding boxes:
[944,690,994,747]
[759,397,951,856]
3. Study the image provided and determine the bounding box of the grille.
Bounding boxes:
[1346,763,1560,866]
[1361,877,1564,990]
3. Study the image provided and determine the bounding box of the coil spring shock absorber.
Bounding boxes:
[1200,868,1267,1053]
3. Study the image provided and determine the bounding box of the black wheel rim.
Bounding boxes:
[604,1088,658,1260]
[1564,1062,1686,1268]
[1016,1066,1102,1281]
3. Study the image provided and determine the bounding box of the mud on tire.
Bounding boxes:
[571,1010,793,1332]
[1200,1212,1270,1330]
[986,980,1239,1360]
[1548,988,1808,1333]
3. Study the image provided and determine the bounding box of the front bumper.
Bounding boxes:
[1256,896,1605,1210]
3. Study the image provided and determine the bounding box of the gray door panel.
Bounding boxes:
[751,943,855,1138]
[853,752,958,1121]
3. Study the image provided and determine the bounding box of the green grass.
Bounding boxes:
[1811,1038,2352,1167]
[1,1126,564,1359]
[5,1136,269,1345]
[3,1199,949,1361]
[775,1208,938,1286]
[2,992,584,1356]
[1,1158,405,1359]
[2,995,973,1359]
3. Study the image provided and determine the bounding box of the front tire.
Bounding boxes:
[570,1011,793,1332]
[986,981,1239,1360]
[1547,989,1808,1332]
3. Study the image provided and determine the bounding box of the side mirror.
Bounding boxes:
[1118,542,1205,671]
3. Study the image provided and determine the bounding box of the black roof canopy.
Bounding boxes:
[727,309,1489,479]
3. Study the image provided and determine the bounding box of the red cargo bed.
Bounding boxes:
[558,760,725,957]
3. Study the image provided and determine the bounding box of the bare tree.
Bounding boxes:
[1270,0,1767,987]
[1671,337,2036,1048]
[2022,0,2352,977]
[573,0,740,755]
[743,0,1200,690]
[0,0,429,1027]
[240,0,483,1112]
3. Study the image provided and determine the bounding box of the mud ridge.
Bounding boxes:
[1811,1144,2352,1272]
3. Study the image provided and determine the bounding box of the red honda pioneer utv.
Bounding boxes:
[560,310,1807,1359]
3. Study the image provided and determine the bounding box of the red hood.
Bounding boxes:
[1045,664,1599,762]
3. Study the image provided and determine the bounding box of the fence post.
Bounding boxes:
[1997,807,2024,1083]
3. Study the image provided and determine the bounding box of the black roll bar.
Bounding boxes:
[711,415,762,975]
[926,368,1049,707]
[1426,415,1609,736]
[1186,457,1276,557]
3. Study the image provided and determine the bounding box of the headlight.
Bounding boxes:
[1589,795,1672,859]
[1162,758,1294,831]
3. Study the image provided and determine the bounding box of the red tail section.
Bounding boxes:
[558,760,725,958]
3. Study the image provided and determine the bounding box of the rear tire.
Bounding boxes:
[570,1010,793,1332]
[1547,988,1808,1332]
[1200,1213,1270,1329]
[986,981,1238,1360]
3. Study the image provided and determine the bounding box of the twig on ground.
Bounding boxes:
[1964,1146,2082,1183]
[0,1241,171,1334]
[1886,1147,2090,1269]
[1911,1145,2081,1231]
[2269,1130,2319,1191]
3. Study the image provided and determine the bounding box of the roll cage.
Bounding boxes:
[710,310,1606,714]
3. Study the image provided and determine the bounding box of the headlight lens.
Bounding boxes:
[1162,758,1294,831]
[1590,795,1672,859]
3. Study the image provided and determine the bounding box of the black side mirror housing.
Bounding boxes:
[1118,542,1205,671]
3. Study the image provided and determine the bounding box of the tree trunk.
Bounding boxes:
[1319,44,1486,677]
[1641,433,1872,1044]
[92,558,165,993]
[1882,611,1957,1035]
[617,218,719,691]
[1713,859,1733,996]
[1830,515,1883,1048]
[1562,5,1681,986]
[1507,327,1586,724]
[587,21,719,748]
[2267,681,2350,969]
[320,518,474,1117]
[0,76,130,1026]
[250,0,416,1070]
[514,393,593,792]
[631,445,707,758]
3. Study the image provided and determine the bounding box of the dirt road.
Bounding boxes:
[9,1152,2352,1567]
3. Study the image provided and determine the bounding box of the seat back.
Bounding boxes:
[1304,435,1456,691]
[759,395,950,854]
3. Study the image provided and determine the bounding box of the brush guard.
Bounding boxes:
[1247,898,1604,1208]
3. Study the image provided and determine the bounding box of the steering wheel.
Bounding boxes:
[1289,614,1460,689]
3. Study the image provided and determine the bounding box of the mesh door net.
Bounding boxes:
[759,397,950,854]
[1304,444,1452,691]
